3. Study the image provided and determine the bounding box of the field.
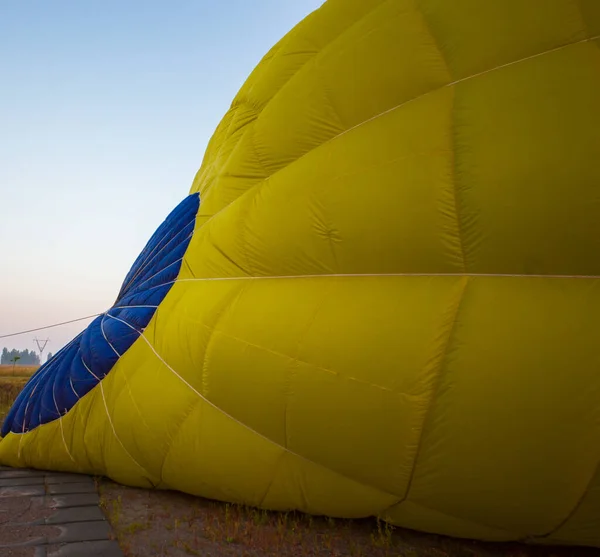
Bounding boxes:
[0,367,595,556]
[0,364,37,423]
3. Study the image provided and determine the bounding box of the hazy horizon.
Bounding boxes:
[0,0,324,358]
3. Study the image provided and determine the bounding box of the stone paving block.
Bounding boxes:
[46,482,95,496]
[48,493,100,509]
[48,520,112,543]
[0,469,47,479]
[45,540,124,557]
[0,486,45,498]
[0,476,46,488]
[45,506,105,525]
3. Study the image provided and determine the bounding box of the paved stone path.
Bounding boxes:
[0,465,123,556]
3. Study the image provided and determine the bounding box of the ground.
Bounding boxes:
[0,366,596,556]
[97,480,595,557]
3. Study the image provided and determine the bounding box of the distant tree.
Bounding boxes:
[1,348,41,366]
[10,355,21,372]
[46,352,53,362]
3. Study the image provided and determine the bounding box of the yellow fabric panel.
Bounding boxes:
[549,467,600,546]
[190,0,386,206]
[184,85,461,278]
[406,277,600,536]
[416,0,588,79]
[455,41,600,274]
[385,499,517,542]
[579,0,600,36]
[2,0,600,549]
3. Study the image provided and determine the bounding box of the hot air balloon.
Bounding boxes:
[2,0,600,547]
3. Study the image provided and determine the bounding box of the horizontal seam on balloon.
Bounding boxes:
[331,33,600,145]
[113,305,159,310]
[191,320,407,397]
[105,312,401,501]
[130,269,600,303]
[175,272,600,280]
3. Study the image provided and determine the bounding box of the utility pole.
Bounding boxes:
[33,337,50,365]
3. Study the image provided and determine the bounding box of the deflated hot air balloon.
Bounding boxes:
[2,0,600,547]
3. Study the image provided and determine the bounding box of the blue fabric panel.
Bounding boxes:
[1,193,200,436]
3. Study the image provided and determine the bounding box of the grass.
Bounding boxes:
[0,365,37,425]
[0,364,39,378]
[97,480,596,557]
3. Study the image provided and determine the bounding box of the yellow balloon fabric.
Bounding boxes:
[2,0,600,547]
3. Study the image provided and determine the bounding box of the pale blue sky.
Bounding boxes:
[0,0,324,357]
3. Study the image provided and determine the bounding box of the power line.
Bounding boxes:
[0,314,102,339]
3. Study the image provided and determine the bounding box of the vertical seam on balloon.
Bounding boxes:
[199,282,248,405]
[106,312,402,500]
[99,380,156,484]
[16,381,41,458]
[414,2,466,272]
[540,461,600,539]
[69,377,78,399]
[199,107,248,199]
[394,276,469,508]
[257,451,287,508]
[573,0,591,39]
[51,376,76,463]
[157,398,203,487]
[101,314,155,437]
[283,283,335,454]
[80,354,101,382]
[449,87,467,273]
[207,223,252,276]
[239,167,263,275]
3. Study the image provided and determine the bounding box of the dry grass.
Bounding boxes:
[0,365,36,426]
[98,480,595,557]
[0,364,39,378]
